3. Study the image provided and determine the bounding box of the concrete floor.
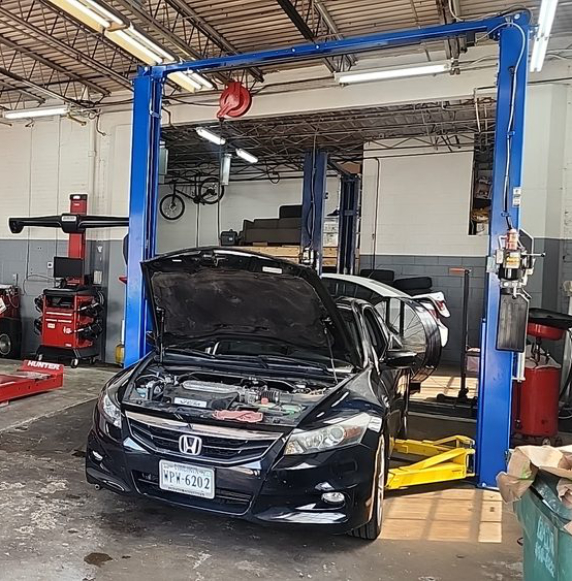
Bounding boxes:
[0,361,524,581]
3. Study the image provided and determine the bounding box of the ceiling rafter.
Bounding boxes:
[0,2,133,95]
[160,0,265,83]
[275,0,351,73]
[0,1,569,108]
[0,33,110,97]
[163,100,495,176]
[0,63,79,104]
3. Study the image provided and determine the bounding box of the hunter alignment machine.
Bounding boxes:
[10,194,128,367]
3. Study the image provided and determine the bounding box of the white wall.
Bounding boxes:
[157,176,341,253]
[0,117,94,240]
[359,83,572,259]
[361,143,485,257]
[520,84,569,239]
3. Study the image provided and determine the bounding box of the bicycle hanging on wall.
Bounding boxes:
[159,176,225,221]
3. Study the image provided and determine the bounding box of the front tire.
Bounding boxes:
[0,319,21,359]
[349,437,386,540]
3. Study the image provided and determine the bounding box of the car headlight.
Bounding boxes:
[97,368,133,429]
[100,390,121,428]
[284,413,379,455]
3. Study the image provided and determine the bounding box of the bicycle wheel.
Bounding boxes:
[199,177,225,204]
[160,193,185,221]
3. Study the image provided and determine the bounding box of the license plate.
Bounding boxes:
[159,460,215,499]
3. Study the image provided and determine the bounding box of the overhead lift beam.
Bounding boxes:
[126,13,531,488]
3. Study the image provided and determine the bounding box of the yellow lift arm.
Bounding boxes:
[386,435,476,491]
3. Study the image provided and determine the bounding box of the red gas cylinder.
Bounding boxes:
[513,362,560,439]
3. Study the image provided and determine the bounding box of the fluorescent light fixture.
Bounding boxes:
[530,0,559,72]
[189,72,214,90]
[220,153,232,186]
[4,105,69,120]
[47,0,213,91]
[169,71,202,92]
[196,127,226,146]
[337,63,451,84]
[47,0,122,31]
[108,29,164,65]
[127,25,175,61]
[235,148,258,164]
[82,0,123,24]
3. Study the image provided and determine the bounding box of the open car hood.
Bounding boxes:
[141,248,360,368]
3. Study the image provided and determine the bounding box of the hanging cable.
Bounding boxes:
[217,118,224,243]
[304,128,320,254]
[372,158,382,270]
[500,21,527,229]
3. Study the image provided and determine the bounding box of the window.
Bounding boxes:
[363,308,387,359]
[469,133,494,236]
[323,279,378,303]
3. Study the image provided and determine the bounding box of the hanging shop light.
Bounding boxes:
[4,106,69,120]
[46,0,212,92]
[530,0,560,72]
[220,153,232,186]
[235,148,258,164]
[337,63,451,84]
[196,127,226,146]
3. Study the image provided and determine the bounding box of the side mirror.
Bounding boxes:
[385,349,417,369]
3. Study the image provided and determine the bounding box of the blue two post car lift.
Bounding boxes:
[125,12,531,487]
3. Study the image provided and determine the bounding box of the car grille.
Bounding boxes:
[133,471,252,514]
[126,411,282,464]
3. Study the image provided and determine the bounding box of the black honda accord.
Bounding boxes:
[86,248,413,539]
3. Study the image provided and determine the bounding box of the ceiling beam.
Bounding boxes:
[0,65,80,104]
[0,78,46,103]
[0,5,132,90]
[0,33,110,96]
[275,0,339,73]
[164,0,264,83]
[313,0,356,66]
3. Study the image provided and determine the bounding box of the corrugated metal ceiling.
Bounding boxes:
[0,1,569,109]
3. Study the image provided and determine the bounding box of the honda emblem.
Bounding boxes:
[179,434,202,456]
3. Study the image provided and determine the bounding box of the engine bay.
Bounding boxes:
[123,363,337,425]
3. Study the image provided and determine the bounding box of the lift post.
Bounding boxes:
[301,149,328,272]
[125,13,531,487]
[476,17,529,487]
[338,174,360,274]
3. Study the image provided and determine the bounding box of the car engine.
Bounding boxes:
[124,364,334,424]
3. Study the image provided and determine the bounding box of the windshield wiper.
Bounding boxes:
[256,355,328,370]
[164,347,217,359]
